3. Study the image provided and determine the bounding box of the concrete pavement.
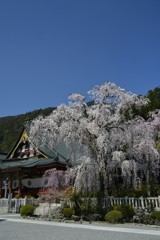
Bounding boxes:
[0,214,160,240]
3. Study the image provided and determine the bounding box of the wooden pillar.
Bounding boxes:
[18,174,22,197]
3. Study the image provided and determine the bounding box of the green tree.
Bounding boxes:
[147,87,160,111]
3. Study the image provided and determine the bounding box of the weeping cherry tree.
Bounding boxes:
[29,82,160,196]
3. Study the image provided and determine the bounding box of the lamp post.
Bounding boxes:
[4,178,8,199]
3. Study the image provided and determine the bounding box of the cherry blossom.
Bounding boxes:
[29,82,160,196]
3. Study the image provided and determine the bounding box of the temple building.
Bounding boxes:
[0,127,69,198]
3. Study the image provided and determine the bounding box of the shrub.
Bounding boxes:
[95,204,106,217]
[80,199,94,215]
[80,203,87,214]
[20,204,35,217]
[70,192,82,215]
[14,193,21,199]
[113,205,135,220]
[63,207,73,219]
[151,211,160,221]
[105,210,123,223]
[115,186,149,197]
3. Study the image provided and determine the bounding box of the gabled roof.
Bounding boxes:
[6,126,47,159]
[0,126,70,171]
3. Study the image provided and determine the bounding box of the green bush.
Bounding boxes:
[80,200,94,215]
[20,204,35,217]
[105,210,123,223]
[70,192,82,216]
[14,193,21,199]
[80,203,87,214]
[113,205,135,220]
[63,207,73,219]
[95,204,106,217]
[151,211,160,221]
[115,186,149,197]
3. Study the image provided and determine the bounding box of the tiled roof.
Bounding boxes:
[0,157,68,170]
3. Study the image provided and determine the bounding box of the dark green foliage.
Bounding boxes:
[122,102,149,121]
[63,207,73,218]
[80,198,94,215]
[80,200,106,217]
[147,87,160,111]
[121,86,160,121]
[131,103,149,120]
[156,141,160,150]
[151,211,160,221]
[20,204,35,217]
[0,107,55,152]
[105,210,123,223]
[112,205,135,220]
[95,204,106,217]
[87,191,105,198]
[70,192,82,215]
[69,191,106,218]
[114,186,149,197]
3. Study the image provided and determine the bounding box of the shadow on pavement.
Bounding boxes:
[0,218,6,221]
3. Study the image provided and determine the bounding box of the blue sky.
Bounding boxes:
[0,0,160,117]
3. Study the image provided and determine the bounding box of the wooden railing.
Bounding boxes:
[66,196,160,210]
[100,196,160,209]
[0,197,39,213]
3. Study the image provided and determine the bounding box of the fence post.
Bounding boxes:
[15,199,20,213]
[7,193,12,213]
[125,196,128,205]
[140,196,144,209]
[24,196,27,205]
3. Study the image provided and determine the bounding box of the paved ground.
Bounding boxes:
[0,214,160,240]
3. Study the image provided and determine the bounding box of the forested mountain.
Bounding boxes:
[0,107,55,153]
[0,86,159,154]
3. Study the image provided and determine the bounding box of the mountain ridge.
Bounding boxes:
[0,107,55,153]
